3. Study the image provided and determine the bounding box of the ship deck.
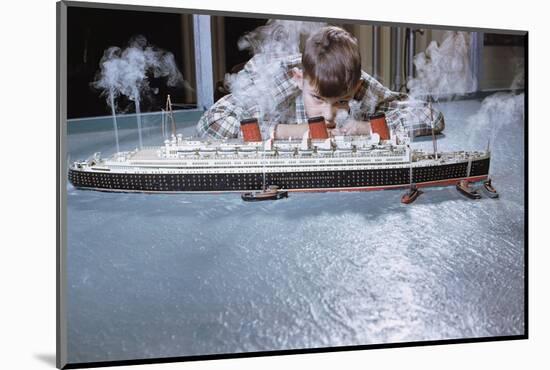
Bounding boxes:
[106,141,483,168]
[126,147,161,160]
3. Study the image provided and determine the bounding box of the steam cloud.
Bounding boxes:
[466,92,525,150]
[237,20,326,55]
[93,35,186,148]
[407,31,475,100]
[222,23,524,146]
[226,20,326,137]
[93,35,185,111]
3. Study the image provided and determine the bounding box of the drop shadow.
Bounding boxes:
[34,353,56,367]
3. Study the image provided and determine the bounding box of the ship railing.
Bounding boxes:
[173,151,408,160]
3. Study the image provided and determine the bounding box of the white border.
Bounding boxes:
[3,0,546,369]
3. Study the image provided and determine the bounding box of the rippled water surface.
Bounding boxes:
[66,100,525,363]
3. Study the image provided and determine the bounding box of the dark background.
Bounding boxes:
[223,17,266,72]
[67,7,265,119]
[67,7,187,119]
[67,6,523,120]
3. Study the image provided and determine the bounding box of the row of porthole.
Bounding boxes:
[78,174,474,186]
[414,170,464,177]
[76,174,412,183]
[87,179,419,189]
[76,170,465,183]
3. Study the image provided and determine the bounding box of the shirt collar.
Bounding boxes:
[353,75,368,101]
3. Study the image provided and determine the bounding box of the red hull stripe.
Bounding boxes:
[288,175,489,193]
[72,175,488,194]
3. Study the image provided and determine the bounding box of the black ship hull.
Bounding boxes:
[68,158,490,193]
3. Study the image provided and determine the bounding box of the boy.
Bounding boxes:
[196,26,444,139]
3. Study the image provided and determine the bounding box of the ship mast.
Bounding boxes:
[262,149,266,191]
[166,94,177,137]
[161,107,165,137]
[408,145,413,186]
[429,95,438,160]
[262,163,265,191]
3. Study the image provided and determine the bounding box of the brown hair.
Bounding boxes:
[302,26,362,98]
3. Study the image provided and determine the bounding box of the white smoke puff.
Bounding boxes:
[407,31,475,100]
[335,109,350,128]
[119,45,147,101]
[92,35,186,110]
[92,47,124,107]
[226,20,326,136]
[466,92,524,149]
[238,19,326,55]
[160,53,186,87]
[224,55,290,137]
[347,92,378,121]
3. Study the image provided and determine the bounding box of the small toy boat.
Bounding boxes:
[481,178,499,198]
[401,184,422,204]
[456,179,481,199]
[241,185,288,202]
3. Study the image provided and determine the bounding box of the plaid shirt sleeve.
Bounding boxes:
[196,54,302,139]
[196,94,255,139]
[353,72,445,137]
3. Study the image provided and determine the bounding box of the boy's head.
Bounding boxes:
[293,26,362,126]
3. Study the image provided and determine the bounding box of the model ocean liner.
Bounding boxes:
[68,112,492,198]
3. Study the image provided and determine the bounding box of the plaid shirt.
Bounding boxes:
[196,53,444,139]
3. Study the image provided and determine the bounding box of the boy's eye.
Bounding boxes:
[312,94,324,102]
[337,100,349,105]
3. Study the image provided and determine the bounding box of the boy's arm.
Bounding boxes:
[384,102,445,137]
[354,72,445,137]
[197,54,301,139]
[196,94,251,139]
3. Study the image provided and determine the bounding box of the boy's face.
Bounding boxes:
[295,70,360,128]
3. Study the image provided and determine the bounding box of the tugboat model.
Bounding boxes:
[68,113,496,202]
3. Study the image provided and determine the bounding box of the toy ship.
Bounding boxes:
[481,178,499,198]
[456,179,482,199]
[241,185,289,201]
[401,184,422,204]
[68,114,491,194]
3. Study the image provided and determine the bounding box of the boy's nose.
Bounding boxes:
[321,105,335,123]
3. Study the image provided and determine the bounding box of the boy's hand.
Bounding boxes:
[330,120,371,136]
[325,121,336,129]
